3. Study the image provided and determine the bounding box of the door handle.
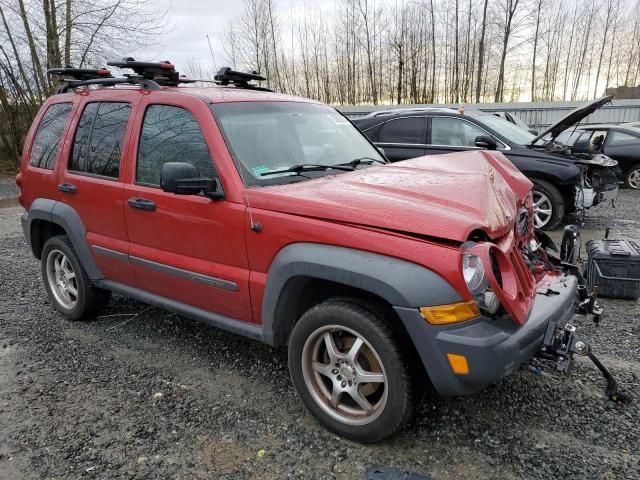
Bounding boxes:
[128,197,156,212]
[58,183,77,194]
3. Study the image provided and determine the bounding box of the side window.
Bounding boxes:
[588,130,608,152]
[137,105,216,186]
[608,131,640,147]
[69,102,131,178]
[378,117,426,144]
[29,103,73,169]
[431,117,490,147]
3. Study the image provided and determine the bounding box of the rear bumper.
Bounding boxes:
[395,274,578,396]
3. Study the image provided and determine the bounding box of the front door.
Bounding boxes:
[123,95,252,322]
[424,116,503,156]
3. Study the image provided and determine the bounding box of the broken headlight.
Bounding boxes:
[462,254,488,295]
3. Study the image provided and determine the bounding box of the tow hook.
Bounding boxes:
[537,322,632,404]
[575,284,604,326]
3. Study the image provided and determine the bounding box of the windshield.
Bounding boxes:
[210,102,384,186]
[555,130,584,146]
[473,114,537,145]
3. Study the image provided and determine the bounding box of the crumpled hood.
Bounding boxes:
[248,150,533,242]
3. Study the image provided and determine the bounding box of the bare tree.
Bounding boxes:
[475,0,489,102]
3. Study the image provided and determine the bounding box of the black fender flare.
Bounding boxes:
[261,243,462,345]
[23,199,103,280]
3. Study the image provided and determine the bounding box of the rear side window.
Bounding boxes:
[69,102,131,178]
[137,105,215,186]
[609,131,640,147]
[29,103,73,169]
[378,117,426,144]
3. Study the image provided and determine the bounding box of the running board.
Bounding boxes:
[97,280,265,342]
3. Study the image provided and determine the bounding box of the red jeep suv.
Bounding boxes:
[16,62,597,442]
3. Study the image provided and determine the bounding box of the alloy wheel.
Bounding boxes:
[46,249,78,309]
[628,169,640,189]
[301,325,388,426]
[532,191,553,229]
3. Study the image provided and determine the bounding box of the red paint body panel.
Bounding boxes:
[247,150,532,243]
[122,91,253,322]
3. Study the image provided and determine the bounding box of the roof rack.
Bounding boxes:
[214,67,272,92]
[48,59,272,95]
[48,58,200,94]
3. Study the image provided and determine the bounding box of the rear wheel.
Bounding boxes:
[625,164,640,189]
[288,299,419,443]
[41,235,111,321]
[531,180,564,231]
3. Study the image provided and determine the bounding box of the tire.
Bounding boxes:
[531,179,564,231]
[624,164,640,189]
[288,298,419,443]
[41,235,111,321]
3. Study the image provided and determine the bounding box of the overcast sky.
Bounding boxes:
[147,0,243,73]
[147,0,337,75]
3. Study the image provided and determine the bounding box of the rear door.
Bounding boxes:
[425,116,505,155]
[58,91,139,286]
[122,93,252,322]
[372,116,426,161]
[602,129,640,173]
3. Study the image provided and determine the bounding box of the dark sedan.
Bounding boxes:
[556,124,640,189]
[351,99,619,230]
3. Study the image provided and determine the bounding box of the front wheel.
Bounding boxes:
[625,164,640,189]
[532,180,564,231]
[288,299,419,443]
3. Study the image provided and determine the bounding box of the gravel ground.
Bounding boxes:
[0,181,639,480]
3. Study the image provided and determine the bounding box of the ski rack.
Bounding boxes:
[47,67,114,81]
[49,58,199,94]
[48,60,270,94]
[106,57,195,86]
[214,67,272,92]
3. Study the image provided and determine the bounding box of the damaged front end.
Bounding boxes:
[573,155,619,213]
[461,191,630,403]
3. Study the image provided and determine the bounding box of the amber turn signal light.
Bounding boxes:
[447,353,469,375]
[419,301,480,325]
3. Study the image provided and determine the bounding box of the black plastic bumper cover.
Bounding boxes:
[394,274,578,396]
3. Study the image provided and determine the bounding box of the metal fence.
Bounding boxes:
[337,99,640,130]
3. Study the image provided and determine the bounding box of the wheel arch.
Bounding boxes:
[24,199,103,279]
[261,243,462,347]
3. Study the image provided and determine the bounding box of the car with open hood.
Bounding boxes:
[352,97,619,231]
[16,61,618,443]
[556,123,640,189]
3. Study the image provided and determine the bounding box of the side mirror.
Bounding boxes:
[160,162,224,200]
[475,135,497,150]
[377,146,387,159]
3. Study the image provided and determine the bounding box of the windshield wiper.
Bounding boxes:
[333,157,388,168]
[260,163,355,177]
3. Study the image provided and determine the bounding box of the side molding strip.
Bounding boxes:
[92,245,129,263]
[97,280,263,341]
[129,256,239,292]
[91,246,239,292]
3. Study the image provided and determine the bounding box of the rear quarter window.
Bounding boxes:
[29,103,73,169]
